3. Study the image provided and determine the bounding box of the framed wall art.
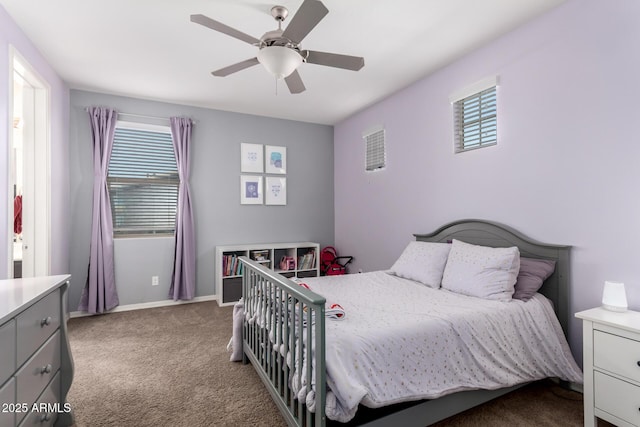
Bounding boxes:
[240,175,263,205]
[241,143,264,173]
[265,145,286,174]
[265,176,286,205]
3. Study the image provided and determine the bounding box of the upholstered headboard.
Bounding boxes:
[414,219,571,335]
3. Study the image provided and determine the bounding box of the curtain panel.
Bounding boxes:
[168,117,196,300]
[78,106,120,313]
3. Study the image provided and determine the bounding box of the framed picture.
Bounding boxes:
[241,143,263,173]
[265,145,286,174]
[265,176,286,205]
[240,175,263,205]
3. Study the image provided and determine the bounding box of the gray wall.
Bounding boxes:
[69,90,334,310]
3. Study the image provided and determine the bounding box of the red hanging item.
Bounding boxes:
[14,195,22,235]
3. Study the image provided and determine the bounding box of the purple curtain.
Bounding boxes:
[168,117,196,300]
[78,107,120,313]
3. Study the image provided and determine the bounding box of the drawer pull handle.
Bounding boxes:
[637,361,640,367]
[40,364,52,375]
[40,316,52,327]
[39,413,51,422]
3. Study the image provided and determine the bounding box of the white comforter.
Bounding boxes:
[292,271,583,422]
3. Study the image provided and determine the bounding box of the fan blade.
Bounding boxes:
[191,14,260,45]
[303,50,364,71]
[212,58,260,77]
[281,0,329,44]
[285,70,306,94]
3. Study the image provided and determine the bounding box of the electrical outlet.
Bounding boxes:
[151,276,159,286]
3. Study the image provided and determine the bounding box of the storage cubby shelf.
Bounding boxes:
[215,242,320,306]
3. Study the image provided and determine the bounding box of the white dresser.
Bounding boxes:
[576,307,640,427]
[0,275,74,427]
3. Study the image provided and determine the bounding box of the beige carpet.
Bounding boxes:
[67,301,584,427]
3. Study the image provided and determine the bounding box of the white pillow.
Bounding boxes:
[441,239,520,301]
[389,241,452,288]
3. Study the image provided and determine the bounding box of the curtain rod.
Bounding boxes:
[84,108,196,124]
[119,112,197,124]
[119,112,169,122]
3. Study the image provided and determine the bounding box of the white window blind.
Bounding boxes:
[107,124,179,237]
[363,127,386,171]
[453,86,497,153]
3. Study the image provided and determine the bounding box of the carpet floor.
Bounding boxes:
[66,301,585,427]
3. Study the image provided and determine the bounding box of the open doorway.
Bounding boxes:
[8,48,50,278]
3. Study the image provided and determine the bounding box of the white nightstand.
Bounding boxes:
[575,307,640,427]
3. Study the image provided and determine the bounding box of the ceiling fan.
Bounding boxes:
[190,0,365,94]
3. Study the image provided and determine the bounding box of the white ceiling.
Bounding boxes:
[1,0,565,125]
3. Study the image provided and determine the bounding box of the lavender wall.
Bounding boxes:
[0,6,70,278]
[334,0,640,360]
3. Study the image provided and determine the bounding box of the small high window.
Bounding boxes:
[363,126,386,171]
[451,77,498,153]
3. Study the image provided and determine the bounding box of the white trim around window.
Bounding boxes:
[449,75,499,104]
[362,125,386,172]
[451,76,499,153]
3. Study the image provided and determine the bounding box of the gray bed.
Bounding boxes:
[239,219,572,427]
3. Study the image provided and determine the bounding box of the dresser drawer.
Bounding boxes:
[0,377,16,427]
[16,290,60,367]
[17,372,60,427]
[595,371,640,426]
[0,320,16,385]
[594,330,640,383]
[15,330,60,418]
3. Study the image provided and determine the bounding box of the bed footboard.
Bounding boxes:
[240,256,327,427]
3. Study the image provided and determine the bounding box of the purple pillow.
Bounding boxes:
[513,257,556,301]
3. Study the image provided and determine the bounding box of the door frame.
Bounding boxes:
[7,46,51,278]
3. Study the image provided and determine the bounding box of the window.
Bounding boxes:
[363,126,386,171]
[451,77,498,153]
[107,122,179,237]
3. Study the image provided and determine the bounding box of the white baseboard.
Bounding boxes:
[69,295,219,318]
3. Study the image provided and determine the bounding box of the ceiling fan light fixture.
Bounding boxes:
[192,0,363,94]
[257,46,303,79]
